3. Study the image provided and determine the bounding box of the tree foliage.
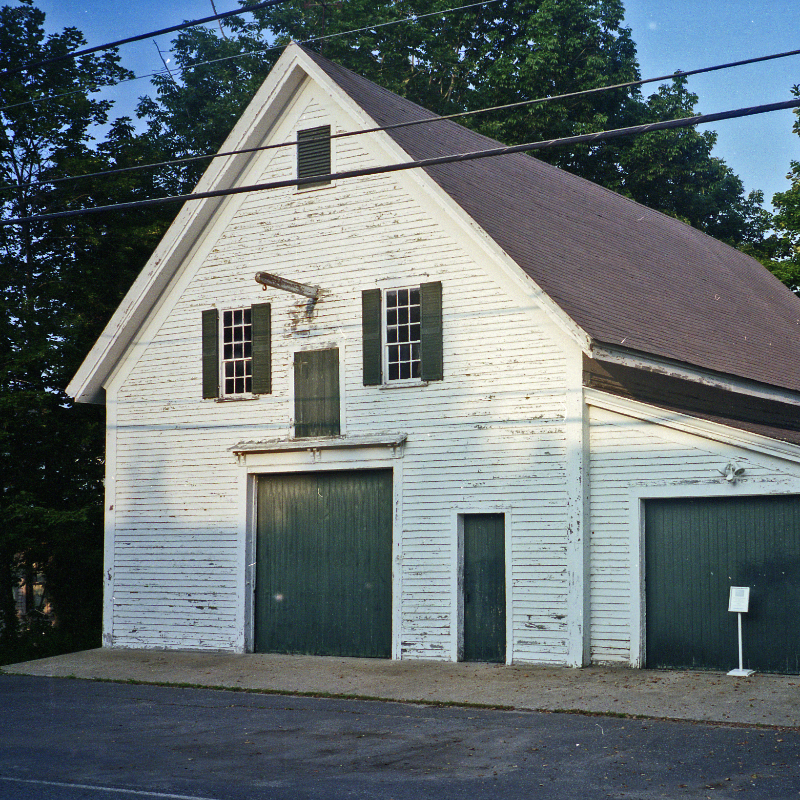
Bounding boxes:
[748,86,800,293]
[614,77,773,246]
[0,0,170,662]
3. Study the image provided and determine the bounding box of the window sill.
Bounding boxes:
[295,180,334,194]
[214,394,262,402]
[378,380,429,390]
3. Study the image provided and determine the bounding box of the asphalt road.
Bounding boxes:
[0,674,798,799]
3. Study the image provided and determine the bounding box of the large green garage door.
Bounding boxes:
[645,495,800,673]
[255,470,392,657]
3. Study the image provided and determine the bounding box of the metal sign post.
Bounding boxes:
[727,586,755,677]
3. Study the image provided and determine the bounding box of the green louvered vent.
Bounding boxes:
[250,303,272,395]
[297,125,331,186]
[294,348,340,437]
[201,308,219,399]
[362,289,382,386]
[420,281,443,382]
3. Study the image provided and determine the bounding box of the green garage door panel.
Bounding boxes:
[255,470,392,658]
[646,495,800,674]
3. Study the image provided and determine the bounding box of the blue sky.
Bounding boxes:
[33,0,800,206]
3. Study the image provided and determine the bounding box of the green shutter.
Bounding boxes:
[201,308,219,399]
[251,303,271,395]
[294,348,340,437]
[420,281,443,382]
[362,289,382,386]
[297,125,331,185]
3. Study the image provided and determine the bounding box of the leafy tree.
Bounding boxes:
[749,86,800,293]
[615,76,772,245]
[0,0,168,663]
[138,0,644,188]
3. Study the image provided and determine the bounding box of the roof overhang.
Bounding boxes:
[590,342,800,408]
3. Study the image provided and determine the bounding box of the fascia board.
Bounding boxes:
[67,46,310,404]
[591,344,800,407]
[585,387,800,465]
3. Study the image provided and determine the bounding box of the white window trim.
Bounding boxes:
[382,285,423,385]
[220,306,254,399]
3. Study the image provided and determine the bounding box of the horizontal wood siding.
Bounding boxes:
[108,91,571,660]
[588,404,800,664]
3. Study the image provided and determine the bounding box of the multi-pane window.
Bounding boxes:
[222,308,252,395]
[385,288,421,380]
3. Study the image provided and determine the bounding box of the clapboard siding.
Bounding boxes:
[106,89,573,660]
[588,403,800,664]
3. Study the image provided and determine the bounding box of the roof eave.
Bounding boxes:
[589,341,800,407]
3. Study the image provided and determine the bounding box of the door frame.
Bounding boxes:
[450,507,513,664]
[236,440,404,658]
[629,481,800,668]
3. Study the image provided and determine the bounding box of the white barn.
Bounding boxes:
[69,43,800,673]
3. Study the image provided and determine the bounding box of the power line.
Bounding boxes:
[0,0,291,79]
[0,0,501,113]
[6,42,800,196]
[3,96,798,227]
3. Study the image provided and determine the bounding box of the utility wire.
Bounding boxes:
[0,0,500,112]
[0,0,291,78]
[3,96,798,227]
[6,42,800,195]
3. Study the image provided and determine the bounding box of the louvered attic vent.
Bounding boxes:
[297,125,331,186]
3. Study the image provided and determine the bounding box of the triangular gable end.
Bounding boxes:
[67,43,591,404]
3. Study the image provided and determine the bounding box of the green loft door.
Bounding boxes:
[294,348,339,438]
[255,470,392,658]
[463,513,506,663]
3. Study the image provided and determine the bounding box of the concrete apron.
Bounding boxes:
[3,649,799,729]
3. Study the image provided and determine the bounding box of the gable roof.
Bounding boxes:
[303,47,800,395]
[68,43,800,406]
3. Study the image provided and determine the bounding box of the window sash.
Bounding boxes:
[383,287,421,382]
[221,307,253,396]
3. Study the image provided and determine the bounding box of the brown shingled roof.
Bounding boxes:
[304,48,800,394]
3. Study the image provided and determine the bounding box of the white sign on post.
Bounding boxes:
[727,586,755,677]
[728,586,750,613]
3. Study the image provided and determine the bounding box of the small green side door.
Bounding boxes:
[255,470,392,658]
[463,513,506,663]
